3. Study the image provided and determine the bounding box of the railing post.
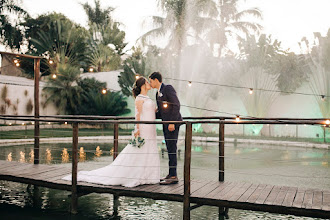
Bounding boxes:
[71,122,79,214]
[183,122,192,220]
[113,122,119,160]
[34,58,40,164]
[219,118,225,182]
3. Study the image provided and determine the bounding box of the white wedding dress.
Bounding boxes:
[62,94,160,187]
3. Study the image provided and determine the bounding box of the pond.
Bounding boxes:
[0,141,328,219]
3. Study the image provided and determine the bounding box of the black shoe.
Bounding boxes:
[159,176,179,185]
[160,174,171,181]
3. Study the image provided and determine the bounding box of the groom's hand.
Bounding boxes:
[168,124,175,132]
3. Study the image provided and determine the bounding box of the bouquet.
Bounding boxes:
[129,136,145,148]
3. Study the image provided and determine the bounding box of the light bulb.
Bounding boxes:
[49,60,54,64]
[102,89,107,94]
[52,74,57,79]
[321,95,325,101]
[249,88,253,95]
[325,120,330,125]
[235,115,240,122]
[22,123,25,126]
[163,102,168,108]
[15,63,20,67]
[9,123,12,126]
[89,67,94,72]
[14,59,18,63]
[64,122,68,125]
[188,81,192,87]
[135,75,140,80]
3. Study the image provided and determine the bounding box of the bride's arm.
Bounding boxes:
[135,100,144,137]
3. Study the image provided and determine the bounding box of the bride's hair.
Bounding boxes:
[132,77,146,98]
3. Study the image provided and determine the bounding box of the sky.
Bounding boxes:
[11,0,330,53]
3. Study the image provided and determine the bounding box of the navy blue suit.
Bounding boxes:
[156,83,182,177]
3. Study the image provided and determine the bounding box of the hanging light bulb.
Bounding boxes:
[89,67,94,72]
[235,115,240,122]
[101,88,107,94]
[49,59,54,65]
[321,95,325,101]
[15,62,20,67]
[188,81,192,87]
[64,122,68,125]
[9,123,12,126]
[163,102,168,108]
[52,73,57,79]
[135,75,140,80]
[325,119,330,125]
[249,88,253,95]
[31,122,34,125]
[13,59,19,64]
[22,123,25,126]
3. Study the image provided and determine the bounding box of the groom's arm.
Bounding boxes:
[165,85,180,120]
[155,93,161,119]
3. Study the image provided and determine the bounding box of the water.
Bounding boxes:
[0,141,328,219]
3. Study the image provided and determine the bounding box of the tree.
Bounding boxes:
[81,0,114,26]
[77,90,130,116]
[206,0,262,57]
[118,47,151,97]
[43,65,82,114]
[0,0,27,49]
[301,29,330,118]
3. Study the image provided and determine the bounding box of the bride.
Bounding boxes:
[62,77,160,187]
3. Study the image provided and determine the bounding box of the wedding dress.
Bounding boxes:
[62,94,160,187]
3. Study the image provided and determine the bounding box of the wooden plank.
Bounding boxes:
[205,181,231,199]
[282,187,297,207]
[191,181,221,198]
[213,182,239,200]
[273,186,290,206]
[312,190,323,210]
[322,192,330,211]
[227,182,252,202]
[264,185,282,205]
[1,163,35,175]
[191,180,210,194]
[237,184,258,202]
[222,182,246,200]
[292,188,306,208]
[17,165,61,176]
[302,190,313,209]
[152,181,184,194]
[255,185,274,204]
[168,183,184,195]
[247,184,267,203]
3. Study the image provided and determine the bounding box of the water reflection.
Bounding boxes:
[45,148,52,164]
[95,146,102,157]
[61,148,69,163]
[79,147,86,162]
[19,151,25,163]
[7,152,12,161]
[29,149,34,163]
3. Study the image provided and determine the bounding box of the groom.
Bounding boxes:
[149,72,182,185]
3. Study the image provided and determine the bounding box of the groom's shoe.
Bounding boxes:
[160,174,171,181]
[159,176,178,185]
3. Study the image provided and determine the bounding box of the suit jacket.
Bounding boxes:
[156,83,183,122]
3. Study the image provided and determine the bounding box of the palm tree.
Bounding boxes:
[207,0,262,57]
[43,64,82,114]
[300,29,330,118]
[0,0,27,49]
[81,0,114,26]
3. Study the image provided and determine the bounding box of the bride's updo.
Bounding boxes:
[132,77,146,98]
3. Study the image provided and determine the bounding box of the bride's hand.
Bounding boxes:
[134,130,140,137]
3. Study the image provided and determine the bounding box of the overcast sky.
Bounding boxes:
[13,0,330,53]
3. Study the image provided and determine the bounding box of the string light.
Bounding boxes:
[188,81,192,87]
[325,120,330,125]
[13,59,19,64]
[64,122,68,125]
[15,62,20,67]
[101,89,107,94]
[249,88,253,95]
[48,122,51,125]
[22,123,25,126]
[49,60,54,65]
[235,115,240,122]
[31,122,34,125]
[135,75,140,80]
[89,67,94,72]
[9,123,12,126]
[321,95,325,101]
[163,102,168,108]
[52,74,57,79]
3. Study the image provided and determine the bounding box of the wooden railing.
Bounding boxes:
[0,115,328,219]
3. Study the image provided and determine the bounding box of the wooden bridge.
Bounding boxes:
[0,115,329,219]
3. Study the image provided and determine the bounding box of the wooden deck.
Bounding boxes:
[0,161,329,219]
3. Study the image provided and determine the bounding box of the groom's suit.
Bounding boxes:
[156,83,182,177]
